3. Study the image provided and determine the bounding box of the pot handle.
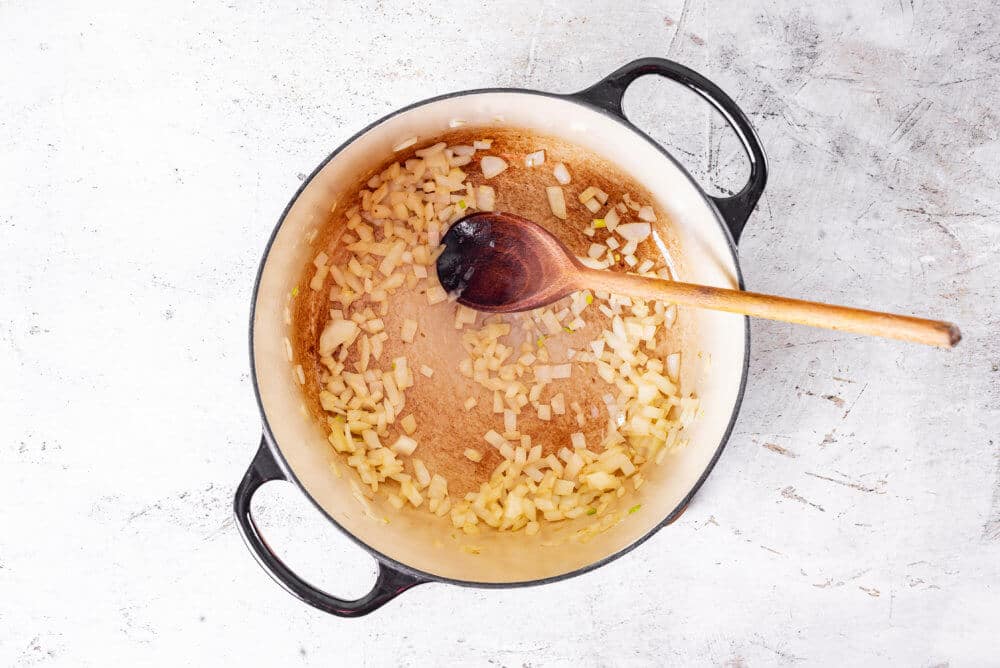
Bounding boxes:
[572,57,767,244]
[233,439,426,617]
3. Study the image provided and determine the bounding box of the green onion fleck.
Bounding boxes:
[536,336,546,347]
[585,293,593,305]
[291,286,299,297]
[592,218,606,228]
[628,504,641,514]
[563,326,574,333]
[458,199,467,209]
[586,507,597,515]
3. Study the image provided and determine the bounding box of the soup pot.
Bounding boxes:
[234,57,767,617]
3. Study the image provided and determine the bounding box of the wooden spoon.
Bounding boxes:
[436,211,961,348]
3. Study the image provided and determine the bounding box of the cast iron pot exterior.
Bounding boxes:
[234,58,767,617]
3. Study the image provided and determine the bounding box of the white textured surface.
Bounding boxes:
[2,1,998,665]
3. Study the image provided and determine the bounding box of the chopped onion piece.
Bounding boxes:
[484,430,508,449]
[585,471,617,491]
[541,310,562,335]
[480,156,508,179]
[391,435,418,456]
[310,265,329,291]
[503,409,517,433]
[666,352,681,382]
[605,208,620,231]
[524,150,545,167]
[400,414,417,435]
[400,318,418,343]
[319,319,359,356]
[577,186,599,203]
[546,186,567,220]
[426,285,448,305]
[413,459,431,487]
[578,256,611,270]
[464,448,483,462]
[664,304,678,329]
[477,185,496,211]
[455,304,477,326]
[637,205,656,222]
[616,222,652,243]
[550,364,572,379]
[415,142,446,158]
[553,162,571,184]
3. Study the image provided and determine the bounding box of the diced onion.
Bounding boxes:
[415,142,446,158]
[664,304,677,329]
[319,319,359,356]
[400,414,417,435]
[605,208,620,231]
[400,318,418,343]
[426,285,448,305]
[615,222,652,243]
[666,352,681,382]
[391,435,418,456]
[524,150,545,167]
[480,156,508,179]
[546,186,567,219]
[477,185,496,211]
[553,162,571,184]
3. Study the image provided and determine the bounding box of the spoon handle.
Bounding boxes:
[578,268,961,348]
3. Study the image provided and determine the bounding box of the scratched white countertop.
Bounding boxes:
[2,1,998,665]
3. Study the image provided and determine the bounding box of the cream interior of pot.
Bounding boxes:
[252,92,747,583]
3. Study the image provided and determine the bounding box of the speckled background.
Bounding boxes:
[2,1,997,665]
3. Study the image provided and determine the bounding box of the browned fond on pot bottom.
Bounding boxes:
[290,127,697,495]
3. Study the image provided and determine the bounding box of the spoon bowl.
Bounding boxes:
[437,211,581,312]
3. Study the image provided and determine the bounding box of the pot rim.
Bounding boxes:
[248,85,750,588]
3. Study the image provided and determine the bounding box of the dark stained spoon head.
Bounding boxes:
[436,211,581,313]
